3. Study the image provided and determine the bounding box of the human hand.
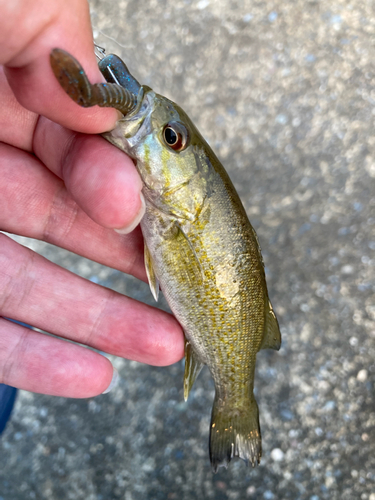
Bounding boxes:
[0,0,184,398]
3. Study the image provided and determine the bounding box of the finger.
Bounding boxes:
[0,142,145,279]
[0,318,114,397]
[1,0,119,133]
[0,66,38,152]
[33,118,144,233]
[0,234,184,366]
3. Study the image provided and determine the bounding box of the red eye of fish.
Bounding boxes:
[162,122,189,151]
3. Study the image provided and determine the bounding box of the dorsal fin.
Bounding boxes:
[260,300,281,351]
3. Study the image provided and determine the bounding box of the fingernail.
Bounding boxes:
[102,367,119,394]
[114,192,146,235]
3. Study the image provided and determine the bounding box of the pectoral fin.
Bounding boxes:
[144,241,159,302]
[260,300,281,351]
[184,339,204,401]
[176,222,204,277]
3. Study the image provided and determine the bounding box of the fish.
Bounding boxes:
[50,48,281,472]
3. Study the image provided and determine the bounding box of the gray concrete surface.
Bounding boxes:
[1,0,375,499]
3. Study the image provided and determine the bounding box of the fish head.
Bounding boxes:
[104,87,213,219]
[106,88,203,189]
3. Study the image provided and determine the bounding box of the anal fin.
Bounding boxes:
[184,339,204,401]
[260,300,281,351]
[144,241,159,302]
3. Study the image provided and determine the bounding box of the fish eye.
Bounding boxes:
[162,121,189,151]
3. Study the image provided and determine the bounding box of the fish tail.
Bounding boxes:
[209,393,262,473]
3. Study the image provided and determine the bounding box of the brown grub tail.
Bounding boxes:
[209,394,262,473]
[50,49,138,115]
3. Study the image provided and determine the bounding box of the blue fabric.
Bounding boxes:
[0,319,28,435]
[0,384,17,435]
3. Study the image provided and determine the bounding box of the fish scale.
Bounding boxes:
[50,47,282,472]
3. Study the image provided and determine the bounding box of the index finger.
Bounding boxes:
[1,0,119,133]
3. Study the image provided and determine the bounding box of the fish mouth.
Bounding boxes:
[102,90,155,154]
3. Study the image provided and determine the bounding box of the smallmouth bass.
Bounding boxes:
[50,48,281,472]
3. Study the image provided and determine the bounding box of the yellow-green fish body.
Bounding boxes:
[50,49,281,472]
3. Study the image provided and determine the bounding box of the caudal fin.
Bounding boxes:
[209,394,262,473]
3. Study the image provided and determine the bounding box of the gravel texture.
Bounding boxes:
[1,0,375,499]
